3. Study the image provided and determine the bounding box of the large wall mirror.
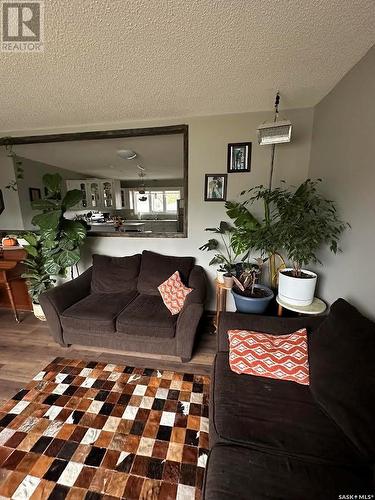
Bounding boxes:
[1,125,188,237]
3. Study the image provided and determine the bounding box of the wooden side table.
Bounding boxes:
[214,279,232,331]
[276,295,327,317]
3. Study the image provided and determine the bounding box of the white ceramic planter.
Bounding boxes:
[216,270,226,283]
[278,268,317,306]
[33,303,46,321]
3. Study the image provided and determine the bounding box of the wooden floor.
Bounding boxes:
[0,309,216,405]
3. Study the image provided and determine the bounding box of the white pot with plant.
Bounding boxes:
[276,179,349,306]
[22,173,88,320]
[199,221,240,283]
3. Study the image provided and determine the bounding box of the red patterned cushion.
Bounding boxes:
[228,328,309,385]
[158,271,193,315]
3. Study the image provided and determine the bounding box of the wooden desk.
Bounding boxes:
[0,247,32,320]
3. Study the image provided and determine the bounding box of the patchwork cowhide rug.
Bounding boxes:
[0,358,210,499]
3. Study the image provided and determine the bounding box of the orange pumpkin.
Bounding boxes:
[2,236,18,247]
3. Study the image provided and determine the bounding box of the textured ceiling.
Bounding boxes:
[15,134,184,179]
[1,0,374,132]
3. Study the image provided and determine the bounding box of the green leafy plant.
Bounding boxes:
[232,258,265,296]
[199,221,241,273]
[30,173,88,275]
[225,185,286,287]
[21,173,88,304]
[274,179,349,277]
[21,232,56,303]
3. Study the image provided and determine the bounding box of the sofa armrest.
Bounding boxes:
[175,267,207,361]
[176,302,204,361]
[39,267,92,346]
[217,311,325,352]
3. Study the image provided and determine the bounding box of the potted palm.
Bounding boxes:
[199,221,241,283]
[22,173,88,319]
[231,259,274,314]
[276,179,348,306]
[225,185,285,288]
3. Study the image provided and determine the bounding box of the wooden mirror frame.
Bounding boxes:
[0,124,189,238]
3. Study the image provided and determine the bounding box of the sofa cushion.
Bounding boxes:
[91,254,141,293]
[203,444,374,500]
[228,328,309,385]
[61,291,137,333]
[116,294,177,338]
[137,250,195,295]
[210,352,365,465]
[309,298,375,460]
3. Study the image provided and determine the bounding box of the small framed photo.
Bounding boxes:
[29,188,41,202]
[204,174,227,202]
[227,142,251,173]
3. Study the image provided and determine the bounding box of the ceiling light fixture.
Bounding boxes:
[257,91,292,189]
[117,149,137,160]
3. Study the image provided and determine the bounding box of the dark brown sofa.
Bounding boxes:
[203,299,375,499]
[39,250,207,362]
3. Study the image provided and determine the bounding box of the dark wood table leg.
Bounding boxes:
[5,282,20,322]
[277,303,283,317]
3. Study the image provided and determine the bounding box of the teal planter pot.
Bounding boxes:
[232,285,274,314]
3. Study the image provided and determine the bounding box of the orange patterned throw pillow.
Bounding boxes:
[228,328,309,385]
[158,271,193,315]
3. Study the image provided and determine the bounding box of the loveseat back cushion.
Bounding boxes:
[309,298,375,460]
[137,250,195,296]
[91,254,141,293]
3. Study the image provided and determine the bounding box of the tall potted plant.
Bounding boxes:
[276,179,348,306]
[22,173,88,319]
[22,232,56,320]
[225,185,286,288]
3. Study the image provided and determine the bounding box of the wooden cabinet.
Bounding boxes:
[66,179,122,210]
[0,248,32,313]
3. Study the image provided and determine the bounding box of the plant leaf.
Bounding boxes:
[43,173,62,193]
[31,199,57,211]
[55,249,80,268]
[24,245,38,257]
[32,210,61,230]
[62,189,83,209]
[22,232,38,247]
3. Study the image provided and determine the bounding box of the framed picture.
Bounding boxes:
[204,174,227,202]
[227,142,251,173]
[29,188,41,202]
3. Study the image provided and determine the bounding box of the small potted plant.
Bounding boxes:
[199,221,240,283]
[223,272,234,288]
[231,259,273,314]
[276,179,348,306]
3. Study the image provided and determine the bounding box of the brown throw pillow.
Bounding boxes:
[91,254,141,293]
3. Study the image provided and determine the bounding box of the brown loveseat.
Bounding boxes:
[203,299,375,499]
[39,250,207,362]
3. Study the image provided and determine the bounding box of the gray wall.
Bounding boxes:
[0,108,314,309]
[309,45,375,319]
